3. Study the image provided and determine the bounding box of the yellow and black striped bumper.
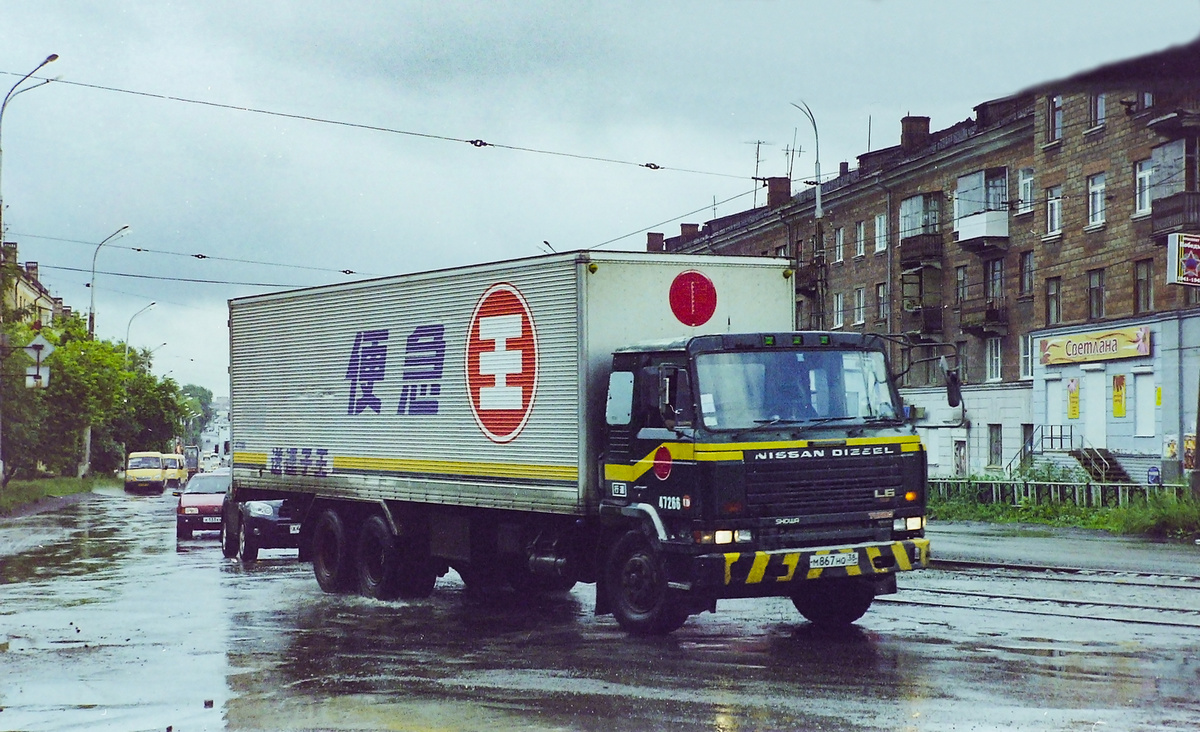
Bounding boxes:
[697,538,930,589]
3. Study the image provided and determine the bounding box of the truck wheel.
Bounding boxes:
[221,507,240,558]
[356,515,402,600]
[238,516,260,563]
[605,530,688,635]
[790,578,875,628]
[312,508,355,593]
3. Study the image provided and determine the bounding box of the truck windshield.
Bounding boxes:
[694,349,898,431]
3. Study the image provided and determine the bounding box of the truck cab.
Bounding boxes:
[598,331,930,632]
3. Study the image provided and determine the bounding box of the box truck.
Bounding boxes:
[223,251,933,634]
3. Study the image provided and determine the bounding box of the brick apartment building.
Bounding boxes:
[662,37,1200,482]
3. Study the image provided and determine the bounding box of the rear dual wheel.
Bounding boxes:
[355,515,437,600]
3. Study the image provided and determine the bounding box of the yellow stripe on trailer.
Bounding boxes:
[233,451,578,483]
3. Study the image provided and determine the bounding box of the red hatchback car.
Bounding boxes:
[175,471,231,539]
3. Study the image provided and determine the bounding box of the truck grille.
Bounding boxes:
[744,455,905,517]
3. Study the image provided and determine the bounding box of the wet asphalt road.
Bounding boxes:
[3,487,1200,731]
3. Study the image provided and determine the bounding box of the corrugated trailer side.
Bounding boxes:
[230,254,587,514]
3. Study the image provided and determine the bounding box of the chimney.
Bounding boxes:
[2,242,16,265]
[25,261,38,280]
[646,232,665,252]
[839,161,850,177]
[766,176,791,208]
[900,115,931,154]
[680,223,700,243]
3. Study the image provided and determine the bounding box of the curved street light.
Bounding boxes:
[0,53,58,242]
[0,53,58,483]
[124,302,156,363]
[88,224,131,338]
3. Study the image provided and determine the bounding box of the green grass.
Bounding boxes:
[0,476,119,516]
[929,490,1200,541]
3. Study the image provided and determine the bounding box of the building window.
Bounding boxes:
[1139,91,1155,111]
[899,193,940,237]
[853,287,866,324]
[1135,259,1154,314]
[833,227,844,262]
[956,265,969,305]
[1047,94,1063,142]
[1088,93,1106,128]
[985,258,1004,301]
[1020,334,1034,379]
[956,340,969,383]
[1088,268,1106,319]
[988,423,1003,467]
[1017,168,1035,214]
[1019,251,1034,295]
[875,282,888,322]
[955,168,1008,227]
[1046,277,1062,325]
[775,244,789,258]
[833,292,844,328]
[1188,286,1200,307]
[1150,139,1190,204]
[1087,172,1106,226]
[985,337,1002,382]
[874,213,888,253]
[855,221,865,257]
[1046,186,1062,235]
[1135,159,1153,215]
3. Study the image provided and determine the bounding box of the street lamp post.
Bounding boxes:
[88,225,131,339]
[0,53,58,244]
[0,53,58,486]
[124,302,156,362]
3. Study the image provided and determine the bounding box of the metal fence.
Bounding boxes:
[929,478,1185,508]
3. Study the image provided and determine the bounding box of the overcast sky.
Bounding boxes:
[4,1,1199,398]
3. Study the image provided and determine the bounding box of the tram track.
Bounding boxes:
[880,560,1200,629]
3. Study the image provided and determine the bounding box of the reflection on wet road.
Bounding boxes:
[3,489,1200,730]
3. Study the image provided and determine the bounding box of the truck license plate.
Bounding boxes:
[203,516,221,523]
[809,552,858,569]
[288,524,300,534]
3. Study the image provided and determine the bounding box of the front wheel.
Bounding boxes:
[790,578,875,628]
[605,531,689,635]
[238,516,260,563]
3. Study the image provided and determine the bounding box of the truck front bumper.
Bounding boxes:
[689,538,930,594]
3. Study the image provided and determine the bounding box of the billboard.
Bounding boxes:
[1167,233,1200,286]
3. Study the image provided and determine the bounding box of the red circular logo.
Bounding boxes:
[652,446,673,481]
[465,283,539,443]
[669,270,717,327]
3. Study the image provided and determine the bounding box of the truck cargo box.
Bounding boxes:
[229,251,795,515]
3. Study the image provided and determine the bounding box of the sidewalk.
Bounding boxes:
[928,521,1200,576]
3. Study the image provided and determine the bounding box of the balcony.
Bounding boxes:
[959,296,1008,335]
[793,262,822,293]
[899,297,942,334]
[1151,191,1200,238]
[956,210,1009,255]
[899,233,944,267]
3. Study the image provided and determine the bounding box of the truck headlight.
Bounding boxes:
[248,502,274,517]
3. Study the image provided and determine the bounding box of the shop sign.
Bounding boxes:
[1039,326,1150,365]
[1167,233,1200,286]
